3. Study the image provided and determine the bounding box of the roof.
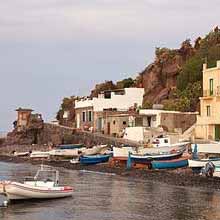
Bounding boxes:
[15,107,33,112]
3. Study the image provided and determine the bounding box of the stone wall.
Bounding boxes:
[70,131,139,147]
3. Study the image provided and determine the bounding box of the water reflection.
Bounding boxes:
[0,162,220,220]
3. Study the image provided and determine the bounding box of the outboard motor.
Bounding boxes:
[204,161,215,177]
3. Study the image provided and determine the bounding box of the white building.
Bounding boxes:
[93,88,144,112]
[75,88,145,131]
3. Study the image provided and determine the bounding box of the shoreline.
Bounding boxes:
[1,155,220,191]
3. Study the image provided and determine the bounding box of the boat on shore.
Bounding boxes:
[113,142,189,158]
[13,151,31,157]
[81,145,109,156]
[80,154,110,165]
[1,165,73,201]
[30,151,50,159]
[188,158,220,169]
[131,149,185,164]
[151,157,189,169]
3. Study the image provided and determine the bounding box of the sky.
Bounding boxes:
[0,0,220,132]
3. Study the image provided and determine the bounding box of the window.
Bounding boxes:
[113,120,116,125]
[207,106,211,116]
[88,111,93,122]
[209,78,214,96]
[82,112,86,122]
[123,121,127,125]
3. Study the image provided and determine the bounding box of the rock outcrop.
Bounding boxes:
[139,40,195,104]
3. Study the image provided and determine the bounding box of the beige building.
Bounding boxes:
[196,61,220,140]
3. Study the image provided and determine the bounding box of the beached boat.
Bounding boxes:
[30,151,50,159]
[49,148,84,158]
[151,157,189,169]
[131,149,185,164]
[81,145,109,156]
[188,158,220,169]
[2,165,73,201]
[57,144,84,150]
[113,142,189,158]
[13,151,30,157]
[80,154,110,165]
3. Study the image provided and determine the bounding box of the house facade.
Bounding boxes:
[196,61,220,140]
[75,88,145,134]
[139,109,197,133]
[75,98,94,130]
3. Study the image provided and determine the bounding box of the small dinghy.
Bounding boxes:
[30,151,50,159]
[80,154,110,165]
[2,165,73,201]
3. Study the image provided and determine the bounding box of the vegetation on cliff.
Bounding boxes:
[57,27,220,118]
[56,96,78,127]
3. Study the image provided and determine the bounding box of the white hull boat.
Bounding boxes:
[13,152,30,157]
[4,182,73,200]
[188,158,220,168]
[1,165,73,201]
[81,145,108,156]
[49,149,84,158]
[113,143,188,158]
[30,151,50,159]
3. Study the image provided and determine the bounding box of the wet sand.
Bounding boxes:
[0,155,220,191]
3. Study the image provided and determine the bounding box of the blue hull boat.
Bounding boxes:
[80,155,110,165]
[151,157,188,169]
[58,144,84,150]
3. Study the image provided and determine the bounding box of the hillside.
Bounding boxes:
[57,27,220,124]
[90,27,220,112]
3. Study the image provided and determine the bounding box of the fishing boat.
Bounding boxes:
[49,148,85,158]
[188,158,220,169]
[113,142,189,158]
[57,144,84,150]
[2,165,73,201]
[80,154,110,165]
[151,157,189,169]
[81,145,109,156]
[131,148,185,164]
[13,151,30,157]
[30,151,50,159]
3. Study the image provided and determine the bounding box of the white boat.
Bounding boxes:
[113,142,188,158]
[13,151,30,157]
[81,145,108,156]
[49,148,84,158]
[30,151,50,159]
[188,158,220,168]
[2,165,73,201]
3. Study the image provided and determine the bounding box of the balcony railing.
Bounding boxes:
[203,87,220,97]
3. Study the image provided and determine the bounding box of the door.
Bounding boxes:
[215,125,220,141]
[107,122,111,135]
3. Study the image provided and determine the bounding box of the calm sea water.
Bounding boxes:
[0,161,220,220]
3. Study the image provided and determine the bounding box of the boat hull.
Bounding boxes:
[80,155,110,165]
[152,157,189,169]
[188,159,220,168]
[131,151,184,164]
[5,182,73,200]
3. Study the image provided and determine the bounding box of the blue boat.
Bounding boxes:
[151,157,188,169]
[80,154,110,165]
[57,144,84,150]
